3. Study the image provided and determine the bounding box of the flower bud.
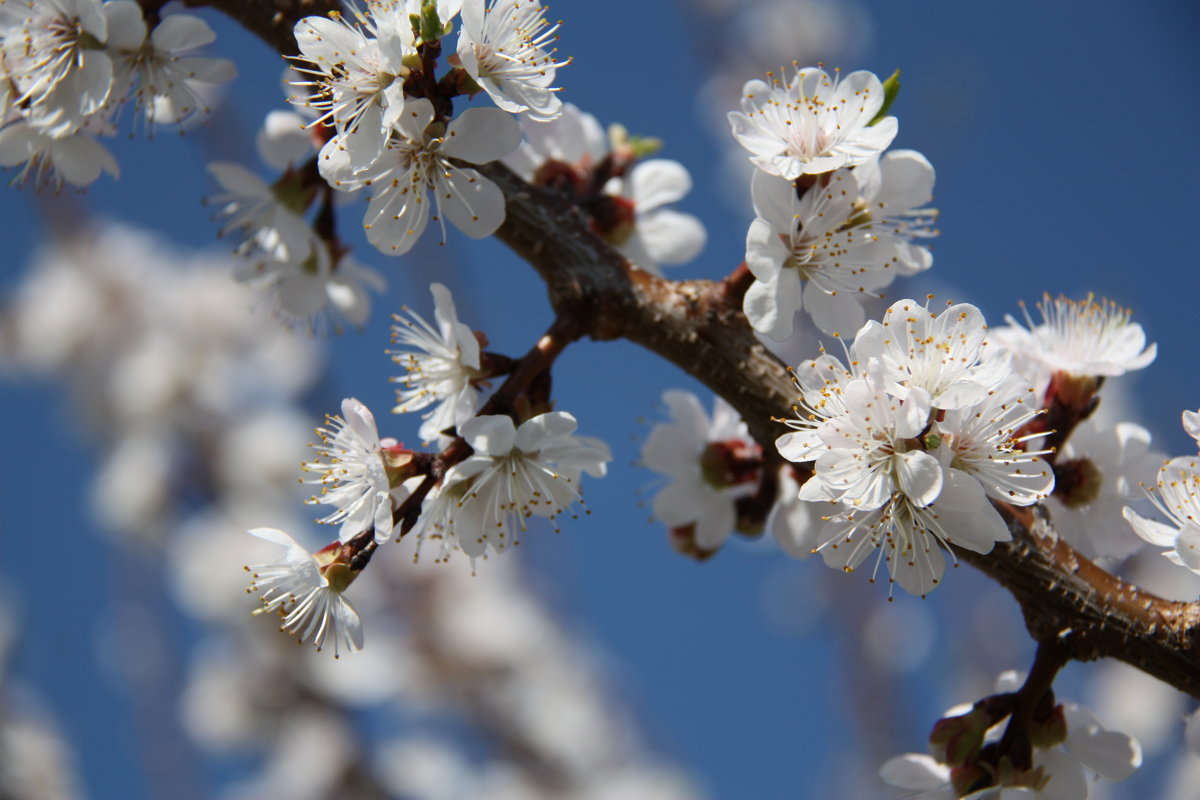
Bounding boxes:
[312,539,365,593]
[929,709,989,767]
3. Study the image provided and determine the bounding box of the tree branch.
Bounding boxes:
[190,0,1200,699]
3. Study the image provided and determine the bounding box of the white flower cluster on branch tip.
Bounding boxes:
[289,0,567,256]
[0,0,235,187]
[240,280,611,651]
[413,411,612,562]
[777,299,1054,597]
[727,64,938,341]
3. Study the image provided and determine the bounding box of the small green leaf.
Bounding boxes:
[629,136,662,159]
[608,123,663,159]
[868,69,900,126]
[419,1,444,42]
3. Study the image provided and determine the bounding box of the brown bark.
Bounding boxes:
[180,0,1200,698]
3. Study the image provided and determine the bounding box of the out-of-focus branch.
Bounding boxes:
[191,0,1200,699]
[175,0,340,52]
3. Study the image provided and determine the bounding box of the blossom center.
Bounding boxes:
[1052,457,1103,508]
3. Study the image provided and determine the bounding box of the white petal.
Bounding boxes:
[804,282,865,339]
[694,493,736,550]
[1122,506,1179,548]
[750,169,799,232]
[441,108,523,164]
[636,209,705,266]
[1175,524,1200,572]
[52,133,120,185]
[1062,704,1142,781]
[1036,749,1087,800]
[332,594,364,651]
[364,182,431,255]
[437,167,506,239]
[652,481,708,527]
[102,0,147,49]
[879,754,951,791]
[256,110,313,170]
[1184,410,1200,447]
[933,469,1011,552]
[891,535,946,597]
[628,159,691,210]
[660,389,711,442]
[896,450,943,508]
[151,13,216,52]
[744,216,789,280]
[746,273,802,341]
[769,470,823,559]
[460,414,517,456]
[514,412,578,451]
[207,161,268,196]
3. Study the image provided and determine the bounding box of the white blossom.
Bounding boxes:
[256,109,315,170]
[207,161,316,264]
[245,527,364,657]
[291,5,415,172]
[105,7,236,130]
[302,398,397,543]
[793,376,970,597]
[937,375,1055,508]
[991,294,1157,393]
[602,158,706,275]
[0,121,118,187]
[233,237,384,329]
[742,167,895,339]
[767,466,823,559]
[1123,453,1200,575]
[641,390,759,552]
[457,0,567,121]
[727,65,897,180]
[417,412,611,559]
[502,101,606,181]
[1048,418,1162,561]
[323,98,521,254]
[389,282,485,444]
[853,298,1010,411]
[1,0,113,138]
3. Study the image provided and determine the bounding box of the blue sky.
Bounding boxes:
[1,2,1198,798]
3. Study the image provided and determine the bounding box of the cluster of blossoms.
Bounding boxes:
[291,0,562,255]
[246,281,611,653]
[638,292,1167,595]
[775,298,1054,596]
[0,0,234,187]
[881,672,1142,799]
[728,65,938,338]
[207,111,386,328]
[205,0,705,329]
